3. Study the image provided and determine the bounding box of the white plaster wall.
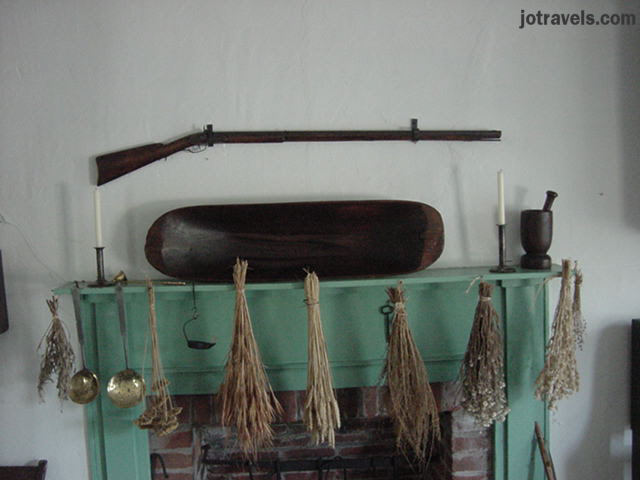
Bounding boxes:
[0,0,638,478]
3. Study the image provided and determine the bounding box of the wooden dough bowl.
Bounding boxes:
[145,200,444,282]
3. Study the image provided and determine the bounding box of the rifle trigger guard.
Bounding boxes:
[205,124,214,146]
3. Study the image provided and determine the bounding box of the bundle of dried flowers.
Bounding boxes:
[535,259,579,409]
[303,271,341,447]
[219,259,282,459]
[37,296,75,402]
[459,281,510,427]
[383,282,440,462]
[572,264,586,351]
[135,280,182,436]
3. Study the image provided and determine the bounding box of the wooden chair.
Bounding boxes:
[0,460,47,480]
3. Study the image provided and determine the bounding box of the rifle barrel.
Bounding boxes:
[212,130,501,143]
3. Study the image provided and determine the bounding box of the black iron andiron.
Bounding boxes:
[201,452,424,479]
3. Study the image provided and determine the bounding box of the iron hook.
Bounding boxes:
[150,453,168,479]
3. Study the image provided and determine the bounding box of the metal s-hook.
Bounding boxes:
[182,283,216,350]
[379,302,394,342]
[150,453,168,479]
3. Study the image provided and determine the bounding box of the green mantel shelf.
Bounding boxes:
[54,265,559,480]
[55,265,560,293]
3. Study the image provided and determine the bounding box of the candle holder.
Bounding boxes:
[89,247,115,287]
[490,224,516,273]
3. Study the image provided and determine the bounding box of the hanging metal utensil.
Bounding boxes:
[68,283,100,404]
[182,283,216,350]
[107,283,146,408]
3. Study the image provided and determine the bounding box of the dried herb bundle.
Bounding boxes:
[535,259,579,409]
[219,259,282,459]
[135,280,182,436]
[38,296,75,402]
[573,264,586,351]
[383,282,440,462]
[303,271,341,447]
[459,282,510,427]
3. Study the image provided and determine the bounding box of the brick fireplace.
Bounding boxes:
[61,266,553,479]
[149,383,491,480]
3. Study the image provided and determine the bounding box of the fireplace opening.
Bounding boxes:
[149,383,492,480]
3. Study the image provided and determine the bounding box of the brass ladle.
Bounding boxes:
[68,284,100,404]
[107,283,146,408]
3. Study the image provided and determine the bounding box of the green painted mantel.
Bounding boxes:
[54,265,558,480]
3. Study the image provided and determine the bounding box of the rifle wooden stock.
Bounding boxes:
[96,122,501,185]
[96,132,206,185]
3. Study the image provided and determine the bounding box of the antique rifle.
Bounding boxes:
[95,120,501,185]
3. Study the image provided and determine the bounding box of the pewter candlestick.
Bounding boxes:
[90,246,114,287]
[491,224,516,273]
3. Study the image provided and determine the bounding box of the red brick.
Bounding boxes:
[336,388,360,418]
[207,474,231,480]
[206,463,248,475]
[161,452,193,469]
[333,430,371,444]
[280,447,335,459]
[257,450,281,461]
[451,409,487,434]
[376,386,389,417]
[272,434,311,447]
[452,451,488,472]
[337,444,394,456]
[193,394,214,425]
[192,427,203,464]
[161,474,192,480]
[430,382,443,412]
[275,390,299,423]
[440,381,462,412]
[317,472,344,480]
[204,448,273,464]
[173,395,192,425]
[282,473,316,480]
[361,386,379,418]
[295,390,306,419]
[452,434,490,452]
[160,383,484,480]
[152,429,193,450]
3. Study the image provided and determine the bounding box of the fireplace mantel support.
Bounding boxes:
[55,265,557,480]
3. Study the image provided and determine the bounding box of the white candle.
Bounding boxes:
[94,187,104,247]
[497,170,505,225]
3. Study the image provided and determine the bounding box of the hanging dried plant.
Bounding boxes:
[303,271,341,447]
[219,259,282,460]
[135,280,182,436]
[572,264,586,351]
[535,259,579,410]
[383,282,440,462]
[459,281,510,427]
[37,296,75,403]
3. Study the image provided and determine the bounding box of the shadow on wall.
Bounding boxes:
[620,2,640,229]
[567,322,630,480]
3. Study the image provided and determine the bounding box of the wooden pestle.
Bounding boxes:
[542,191,558,211]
